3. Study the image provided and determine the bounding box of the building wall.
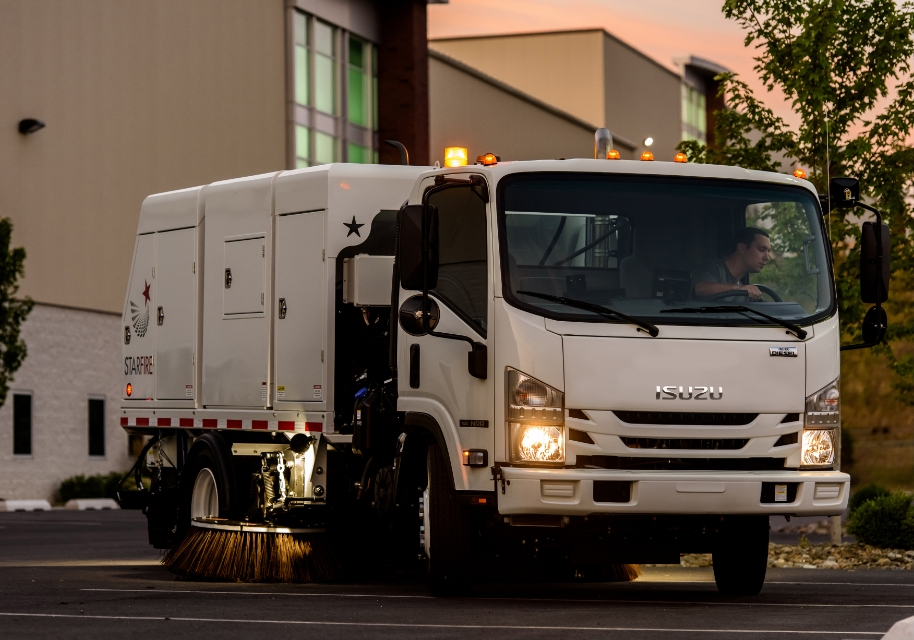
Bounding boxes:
[0,305,130,501]
[0,0,287,315]
[603,34,682,161]
[430,30,605,128]
[430,53,625,164]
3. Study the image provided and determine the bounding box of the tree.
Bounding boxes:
[679,0,914,404]
[0,218,33,408]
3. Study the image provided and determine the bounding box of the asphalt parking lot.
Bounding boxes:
[0,510,910,639]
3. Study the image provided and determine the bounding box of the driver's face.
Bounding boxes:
[743,234,771,273]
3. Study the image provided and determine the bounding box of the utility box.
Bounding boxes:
[343,254,395,306]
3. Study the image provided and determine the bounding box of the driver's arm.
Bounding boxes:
[694,280,763,301]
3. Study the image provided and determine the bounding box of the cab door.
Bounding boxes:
[396,178,495,492]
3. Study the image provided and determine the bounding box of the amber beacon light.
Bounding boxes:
[793,167,808,179]
[641,151,654,161]
[476,153,499,166]
[674,152,688,163]
[607,149,621,160]
[444,147,468,167]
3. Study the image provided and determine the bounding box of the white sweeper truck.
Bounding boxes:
[117,130,890,595]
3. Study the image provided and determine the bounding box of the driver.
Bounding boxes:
[693,227,771,301]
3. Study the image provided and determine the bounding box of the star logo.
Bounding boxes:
[142,281,151,306]
[344,216,364,237]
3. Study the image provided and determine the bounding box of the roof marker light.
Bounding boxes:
[641,151,654,161]
[444,147,468,167]
[674,152,688,163]
[476,153,499,166]
[793,167,807,179]
[607,149,621,160]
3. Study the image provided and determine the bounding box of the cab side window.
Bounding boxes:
[426,185,489,336]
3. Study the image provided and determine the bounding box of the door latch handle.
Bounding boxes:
[278,298,287,319]
[224,268,232,288]
[157,306,164,325]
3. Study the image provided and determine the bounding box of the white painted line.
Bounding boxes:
[80,588,914,608]
[0,612,887,635]
[768,581,914,587]
[1,560,159,568]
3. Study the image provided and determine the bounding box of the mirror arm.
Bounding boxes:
[840,201,886,351]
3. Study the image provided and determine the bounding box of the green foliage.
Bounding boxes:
[679,0,914,402]
[846,491,914,549]
[848,483,889,514]
[58,472,125,502]
[0,218,33,408]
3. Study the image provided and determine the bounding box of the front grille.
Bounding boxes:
[576,455,785,471]
[614,411,758,426]
[621,437,748,450]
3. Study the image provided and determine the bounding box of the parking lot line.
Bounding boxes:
[80,587,914,608]
[0,612,888,635]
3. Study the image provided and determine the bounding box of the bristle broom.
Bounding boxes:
[163,527,341,582]
[608,563,642,582]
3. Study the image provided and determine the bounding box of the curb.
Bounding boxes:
[0,500,52,512]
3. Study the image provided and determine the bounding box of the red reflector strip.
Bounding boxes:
[120,417,128,426]
[157,418,171,427]
[180,418,194,427]
[136,418,149,426]
[305,422,322,432]
[227,419,242,429]
[278,421,295,431]
[202,419,218,429]
[252,420,268,430]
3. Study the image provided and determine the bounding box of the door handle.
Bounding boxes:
[157,306,164,326]
[279,298,287,319]
[224,268,232,288]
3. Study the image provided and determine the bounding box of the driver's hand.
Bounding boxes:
[740,285,763,301]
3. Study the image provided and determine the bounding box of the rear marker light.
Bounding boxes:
[126,383,132,397]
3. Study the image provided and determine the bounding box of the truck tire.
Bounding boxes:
[712,516,769,596]
[180,434,234,534]
[424,441,471,595]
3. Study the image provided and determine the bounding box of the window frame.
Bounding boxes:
[422,181,492,339]
[88,395,106,458]
[12,391,33,457]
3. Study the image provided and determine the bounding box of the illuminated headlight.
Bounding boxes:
[506,368,564,465]
[801,428,836,468]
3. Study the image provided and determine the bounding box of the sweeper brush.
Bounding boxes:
[607,563,642,582]
[163,522,341,583]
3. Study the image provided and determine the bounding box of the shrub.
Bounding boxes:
[846,492,914,550]
[848,484,890,514]
[57,472,125,503]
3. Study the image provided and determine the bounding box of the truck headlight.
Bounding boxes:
[801,428,836,468]
[801,378,839,469]
[506,368,564,465]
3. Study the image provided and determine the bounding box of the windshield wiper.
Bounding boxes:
[517,291,659,337]
[660,305,807,340]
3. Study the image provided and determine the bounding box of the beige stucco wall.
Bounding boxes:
[429,55,606,164]
[603,34,682,161]
[0,0,287,314]
[430,31,605,128]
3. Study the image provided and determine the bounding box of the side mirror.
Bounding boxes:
[398,204,439,291]
[829,177,859,209]
[860,220,890,303]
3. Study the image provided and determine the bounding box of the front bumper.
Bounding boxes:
[498,468,849,517]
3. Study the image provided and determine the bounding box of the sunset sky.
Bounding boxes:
[428,0,797,124]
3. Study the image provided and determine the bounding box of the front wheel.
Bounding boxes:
[712,516,769,596]
[424,442,471,595]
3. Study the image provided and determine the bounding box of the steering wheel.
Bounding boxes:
[704,285,782,302]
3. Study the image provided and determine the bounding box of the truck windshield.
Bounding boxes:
[499,173,834,328]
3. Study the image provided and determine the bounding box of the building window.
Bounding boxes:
[289,9,377,167]
[681,84,707,142]
[314,20,337,116]
[13,393,31,455]
[88,397,105,457]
